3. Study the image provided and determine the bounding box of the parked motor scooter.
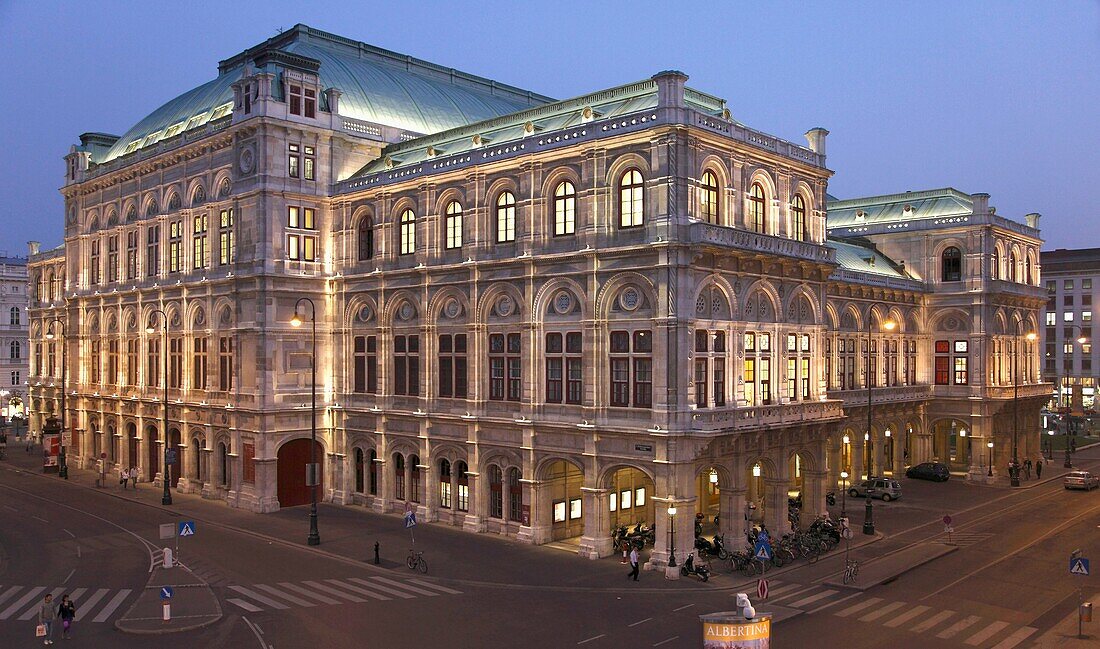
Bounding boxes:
[680,554,710,582]
[826,491,837,506]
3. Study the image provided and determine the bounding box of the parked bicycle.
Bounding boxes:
[406,549,428,573]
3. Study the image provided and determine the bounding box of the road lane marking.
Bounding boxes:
[653,637,679,646]
[805,591,862,615]
[627,617,652,627]
[767,585,817,604]
[835,597,883,617]
[348,577,411,599]
[66,588,87,605]
[77,546,81,558]
[278,582,340,605]
[302,580,366,603]
[788,589,838,609]
[91,588,131,622]
[0,585,24,608]
[0,586,45,619]
[63,569,75,584]
[883,604,930,627]
[911,609,955,633]
[228,586,290,610]
[229,598,263,612]
[62,529,75,538]
[577,634,605,644]
[859,601,906,623]
[324,579,391,601]
[937,614,982,639]
[965,620,1009,645]
[32,515,49,523]
[672,604,695,612]
[74,588,109,620]
[407,578,463,595]
[18,586,63,620]
[369,576,439,597]
[989,626,1037,649]
[758,582,803,599]
[253,584,315,608]
[242,615,272,649]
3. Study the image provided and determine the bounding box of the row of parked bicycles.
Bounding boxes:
[695,515,846,576]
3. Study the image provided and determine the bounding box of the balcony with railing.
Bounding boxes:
[826,384,933,408]
[689,399,845,433]
[689,222,835,264]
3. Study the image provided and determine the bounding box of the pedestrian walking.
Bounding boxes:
[58,595,75,640]
[37,592,57,644]
[1036,458,1043,479]
[627,546,639,581]
[130,466,138,488]
[1024,458,1032,480]
[120,466,129,489]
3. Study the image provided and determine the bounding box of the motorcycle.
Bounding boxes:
[680,554,710,582]
[826,491,837,507]
[695,534,730,560]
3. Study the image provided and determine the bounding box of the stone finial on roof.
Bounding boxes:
[652,70,688,109]
[1025,212,1041,229]
[804,127,829,156]
[971,192,990,215]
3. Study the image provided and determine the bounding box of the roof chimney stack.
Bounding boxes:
[652,70,687,109]
[1025,212,1040,229]
[27,241,40,256]
[971,192,990,215]
[804,127,829,156]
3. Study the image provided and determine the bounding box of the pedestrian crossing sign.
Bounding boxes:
[404,511,417,528]
[1070,557,1090,576]
[178,521,196,537]
[754,539,773,560]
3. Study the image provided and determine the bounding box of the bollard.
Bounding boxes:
[1081,602,1092,639]
[862,497,875,535]
[374,541,380,565]
[163,602,170,622]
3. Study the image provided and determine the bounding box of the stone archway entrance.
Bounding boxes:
[932,419,971,473]
[607,467,655,531]
[145,425,159,482]
[277,439,324,508]
[126,423,138,469]
[542,459,584,541]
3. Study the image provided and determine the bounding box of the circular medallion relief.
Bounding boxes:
[496,296,515,317]
[620,287,640,311]
[399,303,415,321]
[553,291,574,315]
[238,147,255,175]
[356,305,372,323]
[444,299,461,319]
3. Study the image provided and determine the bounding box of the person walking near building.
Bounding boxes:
[37,593,57,644]
[120,466,129,489]
[627,546,639,581]
[57,595,75,640]
[1024,458,1032,480]
[1036,458,1043,479]
[130,466,138,489]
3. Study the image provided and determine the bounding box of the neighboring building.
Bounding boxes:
[0,254,29,422]
[1040,247,1100,411]
[27,25,1046,563]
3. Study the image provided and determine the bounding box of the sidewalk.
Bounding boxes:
[114,563,222,634]
[1032,592,1099,649]
[972,443,1100,490]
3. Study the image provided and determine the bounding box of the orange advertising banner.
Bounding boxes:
[701,614,771,648]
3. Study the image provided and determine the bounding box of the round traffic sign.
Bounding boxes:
[943,515,952,525]
[842,528,854,539]
[758,578,769,599]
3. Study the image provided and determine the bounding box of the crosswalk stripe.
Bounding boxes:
[788,589,838,609]
[965,620,1009,646]
[937,614,982,639]
[883,604,930,628]
[74,588,109,621]
[228,585,290,610]
[989,626,1037,649]
[768,585,817,604]
[368,576,439,598]
[348,577,415,600]
[66,588,88,605]
[228,598,263,613]
[408,578,463,595]
[253,584,316,608]
[91,588,131,622]
[759,583,803,599]
[0,586,24,609]
[835,597,883,618]
[0,586,45,620]
[324,579,391,601]
[911,609,955,633]
[18,586,63,620]
[302,580,366,603]
[858,601,906,623]
[278,582,340,605]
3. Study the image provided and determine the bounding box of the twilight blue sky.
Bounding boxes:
[1,1,1097,254]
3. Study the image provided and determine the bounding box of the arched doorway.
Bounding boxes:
[933,419,970,472]
[191,436,204,483]
[277,438,324,508]
[145,425,159,481]
[543,459,584,541]
[607,466,655,531]
[217,441,229,488]
[106,423,117,465]
[168,428,182,488]
[695,466,728,538]
[126,423,138,469]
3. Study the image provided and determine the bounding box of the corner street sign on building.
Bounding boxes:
[754,538,773,561]
[1070,558,1090,576]
[178,521,196,537]
[160,587,173,600]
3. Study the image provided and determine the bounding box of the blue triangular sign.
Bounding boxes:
[754,540,772,560]
[1070,558,1089,575]
[404,511,417,528]
[178,521,195,537]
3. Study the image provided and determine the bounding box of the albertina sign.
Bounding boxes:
[701,613,771,648]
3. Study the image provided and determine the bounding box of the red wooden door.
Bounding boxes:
[277,439,324,507]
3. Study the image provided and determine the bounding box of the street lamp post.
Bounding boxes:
[145,309,172,506]
[666,502,677,568]
[987,441,994,478]
[1010,326,1038,487]
[45,319,67,479]
[840,470,849,520]
[291,298,321,546]
[1046,430,1054,461]
[862,309,894,536]
[959,427,970,471]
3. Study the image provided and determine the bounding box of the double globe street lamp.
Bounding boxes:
[44,318,68,479]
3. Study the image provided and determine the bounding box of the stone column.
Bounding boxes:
[646,494,697,572]
[801,470,828,526]
[201,447,216,499]
[422,461,437,522]
[850,439,865,482]
[254,457,279,513]
[720,487,745,544]
[373,455,389,513]
[764,477,790,536]
[330,452,349,505]
[521,479,550,544]
[463,473,485,533]
[578,488,612,559]
[827,443,842,488]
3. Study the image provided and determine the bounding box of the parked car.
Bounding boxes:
[848,477,902,501]
[1064,471,1100,491]
[905,462,950,482]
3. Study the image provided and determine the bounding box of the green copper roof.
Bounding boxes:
[97,25,553,164]
[826,188,973,229]
[826,238,909,278]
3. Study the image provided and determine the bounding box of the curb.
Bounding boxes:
[114,613,223,636]
[821,543,958,590]
[113,563,223,635]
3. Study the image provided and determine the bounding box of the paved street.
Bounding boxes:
[1,444,1098,648]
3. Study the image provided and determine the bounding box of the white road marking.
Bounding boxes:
[835,597,883,617]
[369,576,439,597]
[805,591,861,615]
[0,585,24,608]
[66,588,87,605]
[989,626,1037,649]
[965,620,1009,646]
[76,546,81,558]
[883,604,930,628]
[759,582,804,599]
[31,515,49,523]
[407,578,462,595]
[278,581,339,605]
[347,577,410,600]
[74,588,109,620]
[672,603,695,612]
[17,586,64,620]
[859,601,906,623]
[242,615,271,649]
[229,598,263,612]
[911,610,955,633]
[937,614,982,639]
[788,589,838,609]
[62,529,75,538]
[228,586,290,610]
[324,579,390,601]
[302,580,366,603]
[91,588,131,622]
[627,617,652,627]
[62,569,75,584]
[767,585,817,604]
[577,634,605,644]
[253,584,315,608]
[653,637,679,646]
[0,586,45,619]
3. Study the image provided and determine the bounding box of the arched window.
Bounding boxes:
[399,209,416,255]
[619,169,644,228]
[10,341,20,360]
[748,182,767,233]
[1007,251,1017,282]
[146,198,158,217]
[444,201,463,250]
[942,247,962,282]
[553,181,576,236]
[456,460,469,512]
[507,467,523,522]
[791,194,807,241]
[369,449,378,495]
[354,448,365,493]
[393,453,406,500]
[357,218,373,261]
[991,248,1000,280]
[218,442,228,486]
[700,170,719,224]
[410,454,421,502]
[496,192,516,243]
[9,306,19,325]
[1025,256,1033,285]
[489,465,503,519]
[192,185,206,206]
[439,459,452,509]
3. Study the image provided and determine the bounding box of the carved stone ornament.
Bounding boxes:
[399,303,415,321]
[220,307,233,326]
[620,287,640,311]
[356,305,372,323]
[238,146,255,175]
[194,309,206,327]
[696,295,707,315]
[553,291,574,315]
[444,299,461,319]
[496,296,514,317]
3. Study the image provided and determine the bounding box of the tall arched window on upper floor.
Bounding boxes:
[399,209,416,255]
[700,170,719,224]
[357,217,373,261]
[748,182,767,234]
[991,248,1000,280]
[9,306,20,326]
[444,201,463,250]
[1025,256,1033,285]
[496,192,516,243]
[553,181,576,236]
[619,169,644,228]
[1007,251,1017,282]
[791,195,807,241]
[10,341,20,360]
[942,246,962,282]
